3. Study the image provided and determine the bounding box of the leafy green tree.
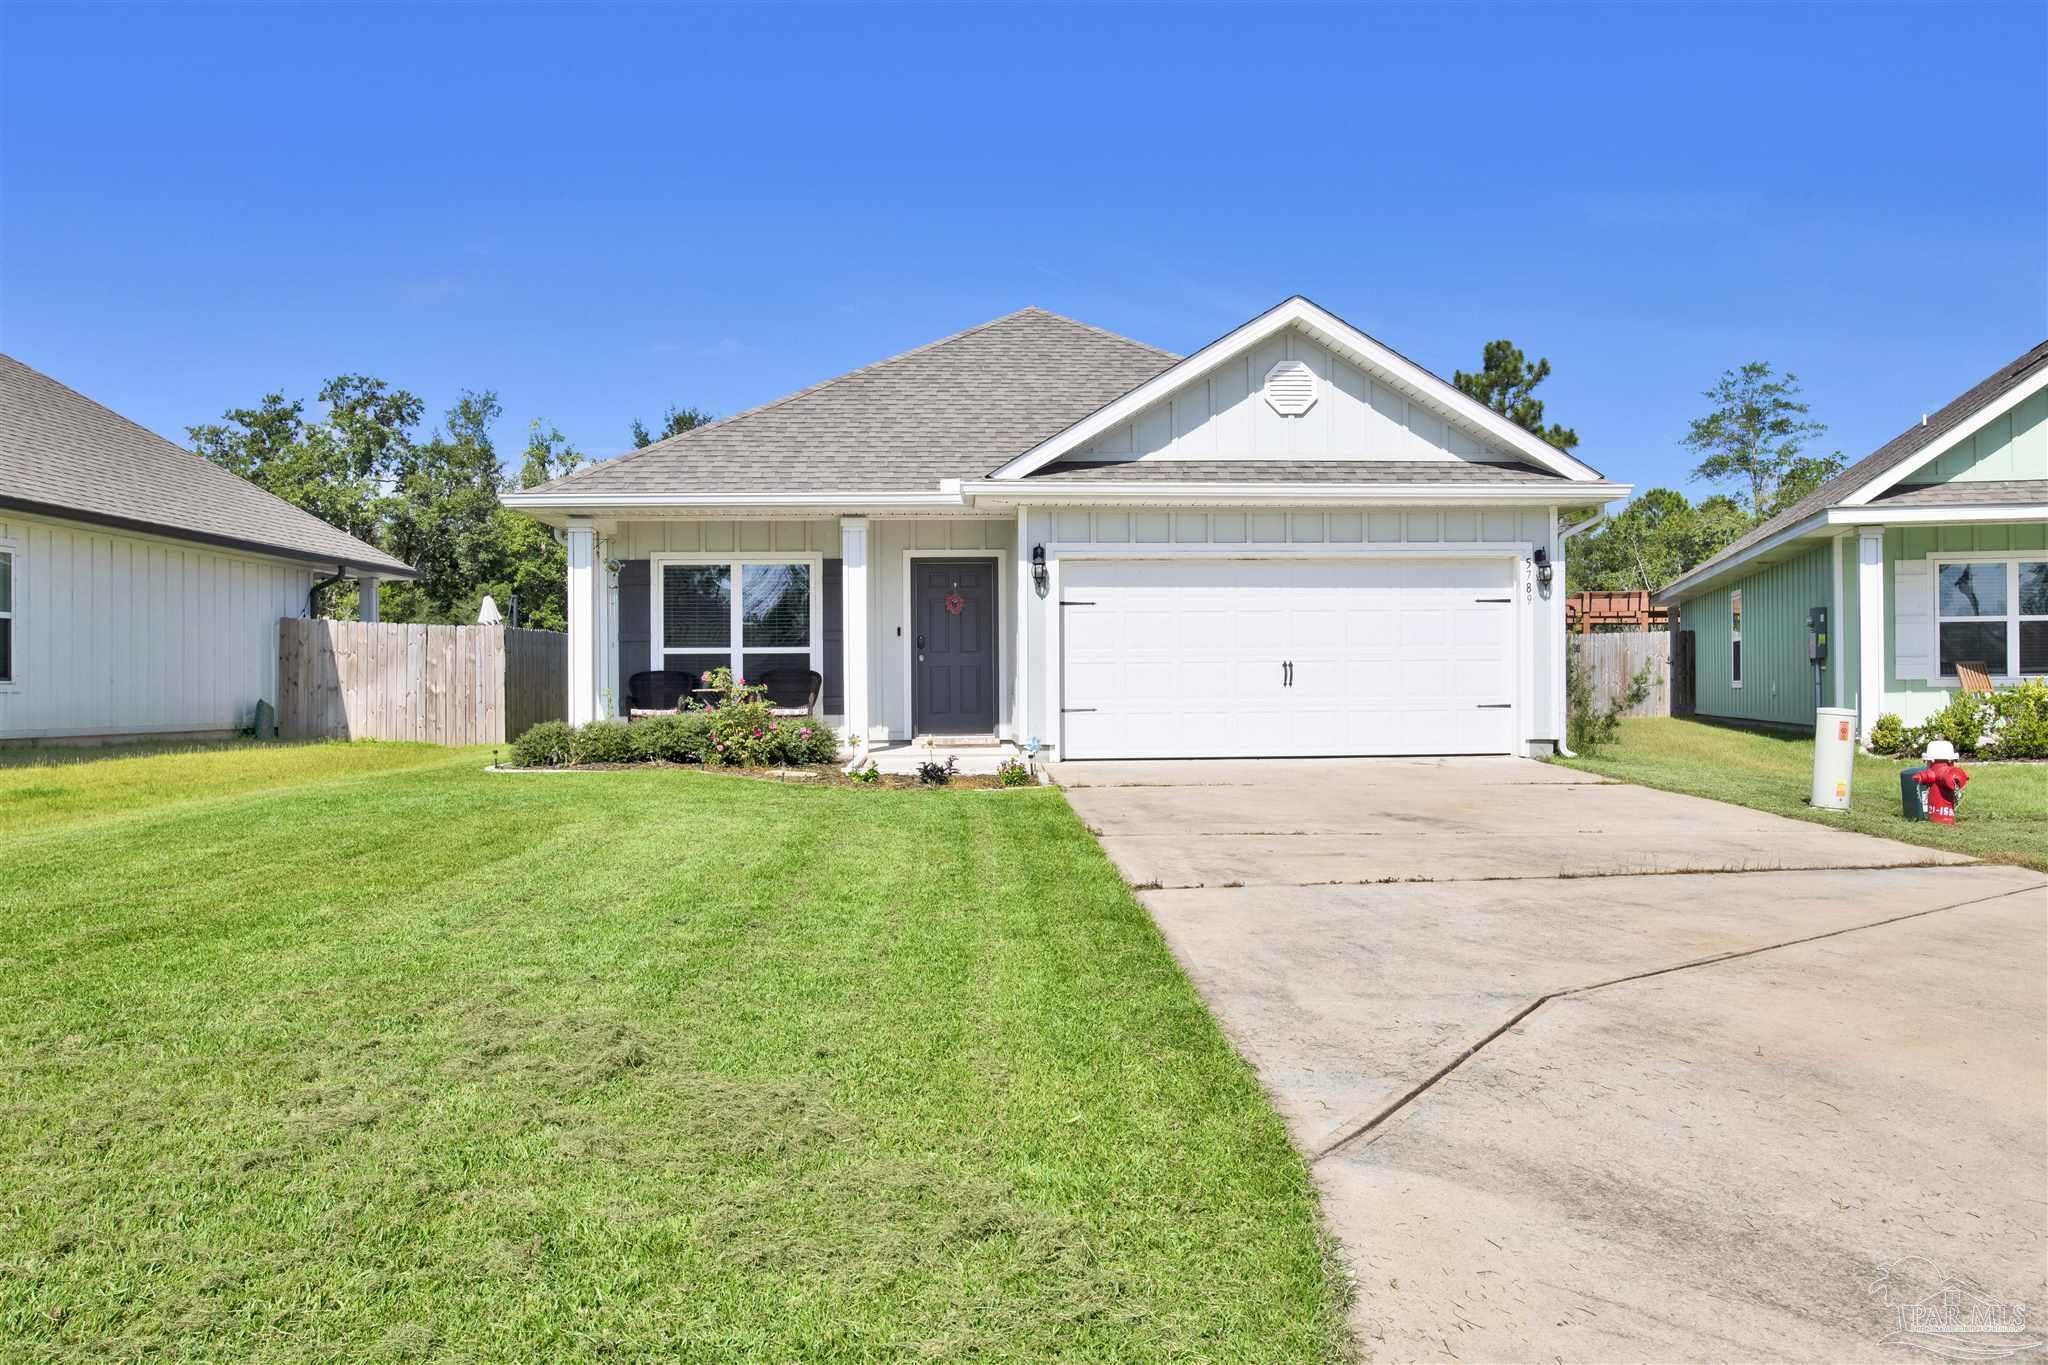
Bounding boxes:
[630,405,713,448]
[1570,488,1752,593]
[1453,340,1579,451]
[1759,451,1847,520]
[517,419,586,488]
[1681,363,1831,519]
[379,392,507,623]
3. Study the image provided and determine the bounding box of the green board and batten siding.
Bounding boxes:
[1682,543,1835,728]
[1902,387,2048,485]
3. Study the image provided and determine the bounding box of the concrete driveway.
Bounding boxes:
[1052,757,2048,1363]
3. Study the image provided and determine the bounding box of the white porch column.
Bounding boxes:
[840,517,871,746]
[566,519,599,725]
[1856,527,1886,743]
[1013,508,1031,743]
[358,575,380,623]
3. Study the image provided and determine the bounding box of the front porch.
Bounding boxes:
[561,513,1024,757]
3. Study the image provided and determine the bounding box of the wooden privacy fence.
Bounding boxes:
[278,619,566,743]
[1575,628,1673,719]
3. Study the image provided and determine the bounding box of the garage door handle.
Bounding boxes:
[1475,703,1512,709]
[1059,599,1096,607]
[1475,597,1512,603]
[1061,707,1098,713]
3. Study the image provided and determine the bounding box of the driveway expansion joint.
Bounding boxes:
[1307,878,2048,1164]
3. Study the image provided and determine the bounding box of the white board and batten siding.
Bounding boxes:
[0,509,314,740]
[1073,329,1523,464]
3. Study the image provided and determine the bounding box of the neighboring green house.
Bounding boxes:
[1654,342,2047,742]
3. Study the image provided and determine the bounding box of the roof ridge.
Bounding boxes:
[1015,306,1182,363]
[534,306,1094,494]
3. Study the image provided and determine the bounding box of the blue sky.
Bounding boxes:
[3,1,2043,498]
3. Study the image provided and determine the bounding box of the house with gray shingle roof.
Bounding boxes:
[503,296,1631,760]
[1,354,414,742]
[1652,342,2048,740]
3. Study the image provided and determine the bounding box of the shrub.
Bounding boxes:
[996,756,1033,787]
[1985,679,2048,759]
[509,720,575,768]
[571,720,637,765]
[851,760,880,784]
[630,711,713,763]
[1922,690,1994,757]
[703,702,838,766]
[916,755,958,786]
[1867,713,1907,756]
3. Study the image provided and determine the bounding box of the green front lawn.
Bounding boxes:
[0,744,1346,1361]
[1556,717,2048,871]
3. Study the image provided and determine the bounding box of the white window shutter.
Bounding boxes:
[1894,559,1934,683]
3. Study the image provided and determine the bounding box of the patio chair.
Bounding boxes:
[626,669,699,718]
[758,667,823,717]
[1955,660,1995,695]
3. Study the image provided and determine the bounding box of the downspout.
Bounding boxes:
[307,563,349,619]
[1553,512,1608,758]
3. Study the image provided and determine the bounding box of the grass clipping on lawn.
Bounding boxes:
[0,742,1349,1362]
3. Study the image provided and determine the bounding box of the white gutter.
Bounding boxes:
[1554,510,1608,758]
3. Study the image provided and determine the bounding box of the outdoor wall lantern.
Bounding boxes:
[1532,547,1553,589]
[1032,543,1049,595]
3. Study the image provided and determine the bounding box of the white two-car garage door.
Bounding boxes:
[1059,557,1520,759]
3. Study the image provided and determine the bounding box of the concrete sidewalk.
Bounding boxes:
[1051,757,2048,1363]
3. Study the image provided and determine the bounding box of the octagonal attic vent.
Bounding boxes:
[1264,359,1318,416]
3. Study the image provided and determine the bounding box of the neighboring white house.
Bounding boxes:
[503,297,1631,760]
[0,354,414,742]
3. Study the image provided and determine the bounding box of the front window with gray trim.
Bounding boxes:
[658,559,815,694]
[1936,559,2047,678]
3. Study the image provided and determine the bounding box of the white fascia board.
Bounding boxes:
[500,487,971,523]
[962,479,1630,507]
[1827,502,2048,526]
[1841,363,2048,505]
[988,295,1607,483]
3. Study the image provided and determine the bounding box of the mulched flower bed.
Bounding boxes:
[487,761,1012,789]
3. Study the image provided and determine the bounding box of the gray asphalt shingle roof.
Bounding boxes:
[1665,340,2048,596]
[1028,459,1565,484]
[526,308,1182,496]
[1869,478,2048,508]
[0,353,414,576]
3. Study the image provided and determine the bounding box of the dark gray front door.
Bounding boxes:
[912,558,998,735]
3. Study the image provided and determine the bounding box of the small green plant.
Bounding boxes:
[509,720,575,768]
[1984,679,2048,759]
[1867,713,1906,756]
[570,720,637,765]
[630,712,713,763]
[995,755,1033,787]
[851,760,880,785]
[915,755,958,786]
[1565,638,1653,750]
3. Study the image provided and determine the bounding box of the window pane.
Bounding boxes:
[1730,591,1741,633]
[0,618,10,683]
[1938,562,2006,619]
[1939,621,2006,677]
[744,652,814,706]
[2021,620,2048,675]
[2020,562,2048,617]
[659,652,731,686]
[662,564,730,648]
[1732,639,1741,683]
[0,551,11,613]
[741,563,810,647]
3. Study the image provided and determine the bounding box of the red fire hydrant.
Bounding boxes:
[1913,739,1969,825]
